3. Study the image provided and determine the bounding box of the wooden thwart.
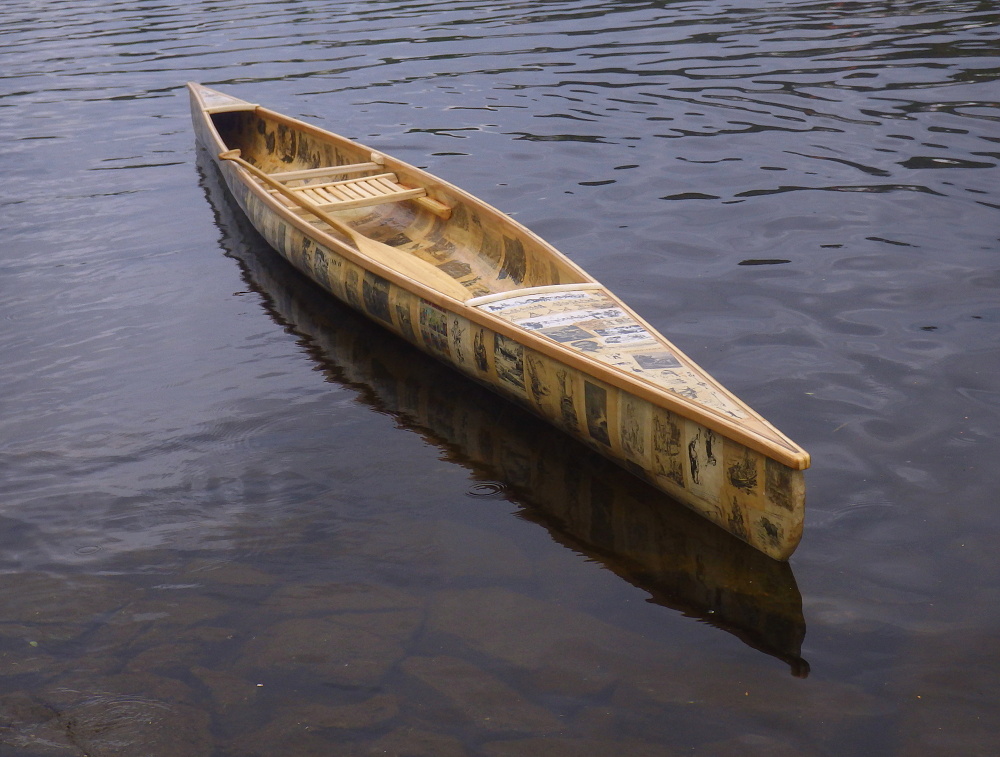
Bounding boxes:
[270,160,384,182]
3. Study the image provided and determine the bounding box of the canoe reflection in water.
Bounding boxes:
[198,151,809,677]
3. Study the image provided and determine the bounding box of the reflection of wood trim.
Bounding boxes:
[468,283,604,307]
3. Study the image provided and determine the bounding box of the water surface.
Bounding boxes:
[1,0,998,754]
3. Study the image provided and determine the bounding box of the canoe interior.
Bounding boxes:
[209,109,590,298]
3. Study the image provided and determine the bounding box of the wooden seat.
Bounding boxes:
[266,156,452,218]
[285,172,425,211]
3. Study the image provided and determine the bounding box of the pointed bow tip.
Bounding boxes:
[188,83,258,114]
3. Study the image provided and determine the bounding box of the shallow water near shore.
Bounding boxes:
[2,0,998,754]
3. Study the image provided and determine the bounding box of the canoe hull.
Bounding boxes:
[189,84,806,559]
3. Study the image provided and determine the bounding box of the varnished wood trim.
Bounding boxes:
[270,161,384,181]
[204,103,259,114]
[468,283,604,307]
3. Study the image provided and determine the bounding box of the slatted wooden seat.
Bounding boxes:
[265,156,452,218]
[288,172,426,211]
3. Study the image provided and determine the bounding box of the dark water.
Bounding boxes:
[2,0,998,754]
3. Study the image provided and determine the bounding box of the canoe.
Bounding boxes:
[187,82,810,559]
[199,155,807,675]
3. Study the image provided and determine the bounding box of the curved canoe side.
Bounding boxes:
[187,82,808,559]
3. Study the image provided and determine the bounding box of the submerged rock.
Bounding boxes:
[364,727,469,757]
[32,673,213,757]
[480,736,677,757]
[239,614,416,688]
[402,655,562,735]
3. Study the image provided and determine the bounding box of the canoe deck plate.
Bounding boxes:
[477,289,747,420]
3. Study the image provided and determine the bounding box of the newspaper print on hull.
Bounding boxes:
[478,290,746,420]
[239,197,803,558]
[506,338,802,558]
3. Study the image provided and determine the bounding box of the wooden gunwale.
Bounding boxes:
[189,85,809,471]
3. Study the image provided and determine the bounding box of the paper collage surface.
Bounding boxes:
[478,289,747,420]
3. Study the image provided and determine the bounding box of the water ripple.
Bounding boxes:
[2,0,999,751]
